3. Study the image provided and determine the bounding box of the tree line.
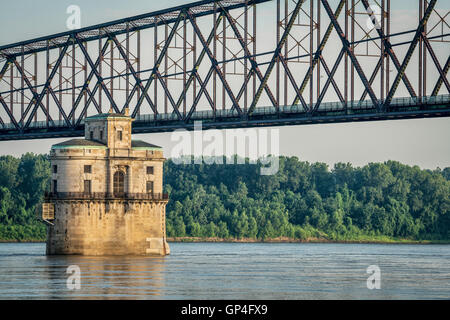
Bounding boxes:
[165,156,450,241]
[0,154,49,241]
[0,153,449,241]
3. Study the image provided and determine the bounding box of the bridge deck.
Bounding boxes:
[0,94,448,141]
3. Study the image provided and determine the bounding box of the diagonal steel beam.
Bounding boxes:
[74,84,103,122]
[187,9,243,116]
[293,0,345,106]
[249,0,307,114]
[0,60,9,83]
[360,56,382,101]
[313,49,345,113]
[222,8,278,109]
[123,78,141,113]
[186,67,215,122]
[0,95,19,129]
[14,59,55,128]
[86,87,102,114]
[236,68,255,105]
[422,35,450,93]
[278,54,309,112]
[15,50,62,129]
[75,36,120,114]
[194,72,215,112]
[67,39,110,122]
[75,82,102,127]
[0,60,20,129]
[431,55,450,96]
[319,56,345,103]
[321,0,379,111]
[47,87,71,126]
[173,13,224,117]
[110,36,170,118]
[155,71,182,120]
[18,39,69,128]
[385,0,437,109]
[361,0,417,99]
[133,12,184,118]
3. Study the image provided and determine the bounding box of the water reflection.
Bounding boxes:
[43,255,166,299]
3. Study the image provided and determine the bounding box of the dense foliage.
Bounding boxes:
[0,153,449,241]
[164,157,450,241]
[0,153,49,241]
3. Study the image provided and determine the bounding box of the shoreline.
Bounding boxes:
[1,237,449,244]
[167,237,450,244]
[0,239,45,243]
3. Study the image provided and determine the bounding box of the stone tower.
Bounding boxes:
[43,109,170,255]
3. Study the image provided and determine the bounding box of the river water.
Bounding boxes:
[0,242,448,299]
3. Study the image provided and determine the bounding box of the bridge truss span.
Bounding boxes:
[0,0,448,140]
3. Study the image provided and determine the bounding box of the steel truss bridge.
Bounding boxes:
[0,0,448,141]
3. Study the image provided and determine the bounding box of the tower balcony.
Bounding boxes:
[44,191,169,201]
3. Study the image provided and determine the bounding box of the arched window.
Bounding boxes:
[113,171,125,195]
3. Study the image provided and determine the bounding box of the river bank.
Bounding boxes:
[166,236,450,244]
[1,237,449,244]
[0,239,44,243]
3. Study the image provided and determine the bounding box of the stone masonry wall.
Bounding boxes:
[51,153,164,194]
[46,199,169,255]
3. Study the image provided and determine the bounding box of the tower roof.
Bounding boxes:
[85,107,132,121]
[51,139,161,150]
[131,140,162,150]
[85,113,131,121]
[51,139,107,149]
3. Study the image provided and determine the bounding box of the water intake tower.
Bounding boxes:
[42,108,170,255]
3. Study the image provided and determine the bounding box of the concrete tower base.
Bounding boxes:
[46,199,170,256]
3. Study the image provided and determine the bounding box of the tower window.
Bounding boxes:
[84,180,91,194]
[100,130,103,141]
[117,130,123,141]
[146,166,154,175]
[84,165,92,173]
[53,180,57,193]
[53,165,57,174]
[113,171,125,195]
[90,131,94,140]
[146,181,154,194]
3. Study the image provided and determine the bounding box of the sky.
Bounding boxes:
[0,0,449,169]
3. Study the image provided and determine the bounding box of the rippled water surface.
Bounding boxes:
[0,242,449,299]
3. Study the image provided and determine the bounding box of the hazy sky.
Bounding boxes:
[0,0,449,169]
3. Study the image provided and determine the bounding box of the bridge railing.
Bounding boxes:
[1,94,449,131]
